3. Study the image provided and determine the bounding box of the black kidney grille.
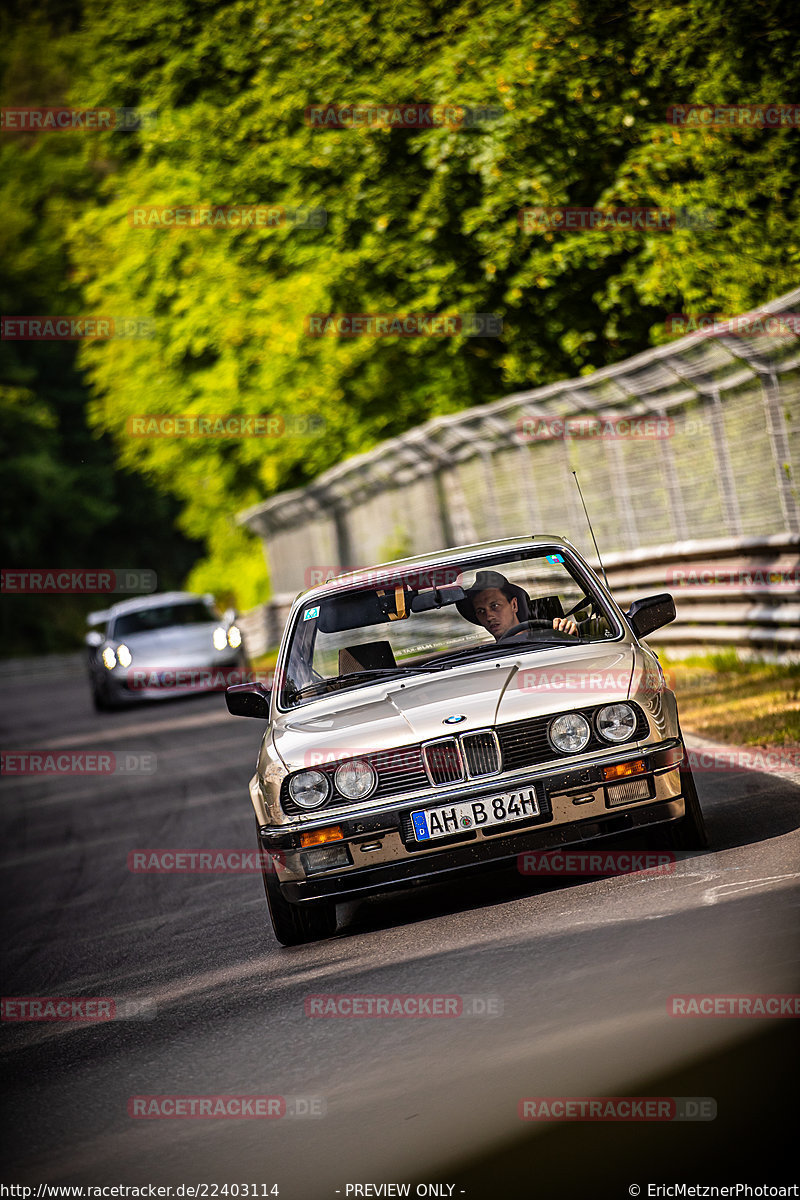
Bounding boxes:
[422,738,465,785]
[283,706,649,811]
[369,746,429,795]
[461,731,500,777]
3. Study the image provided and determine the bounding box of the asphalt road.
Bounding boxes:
[1,660,799,1199]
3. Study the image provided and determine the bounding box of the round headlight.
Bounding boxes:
[212,627,228,651]
[102,646,117,670]
[116,643,132,668]
[596,703,637,743]
[334,758,376,800]
[227,625,242,649]
[549,712,591,754]
[288,770,330,809]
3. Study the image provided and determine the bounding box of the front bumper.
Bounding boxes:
[275,797,685,902]
[99,656,247,702]
[258,739,688,904]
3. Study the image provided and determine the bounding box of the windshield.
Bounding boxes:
[278,548,619,709]
[111,601,216,638]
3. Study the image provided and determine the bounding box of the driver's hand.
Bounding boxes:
[552,617,578,636]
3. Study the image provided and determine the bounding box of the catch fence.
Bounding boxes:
[239,289,800,655]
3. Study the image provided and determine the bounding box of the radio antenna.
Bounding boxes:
[572,471,610,590]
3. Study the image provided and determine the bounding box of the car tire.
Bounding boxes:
[649,762,709,851]
[260,846,337,946]
[91,682,110,712]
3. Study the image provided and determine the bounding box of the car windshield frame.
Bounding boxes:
[276,544,623,712]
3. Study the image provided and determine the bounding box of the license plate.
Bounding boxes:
[410,788,539,842]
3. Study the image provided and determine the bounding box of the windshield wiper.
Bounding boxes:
[289,666,424,701]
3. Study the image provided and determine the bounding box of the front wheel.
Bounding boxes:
[261,850,337,946]
[649,762,709,851]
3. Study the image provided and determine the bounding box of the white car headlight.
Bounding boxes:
[334,759,376,800]
[212,627,228,651]
[227,625,242,649]
[288,770,330,809]
[116,644,132,668]
[549,712,591,754]
[597,703,637,743]
[102,646,117,670]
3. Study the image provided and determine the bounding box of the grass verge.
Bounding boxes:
[661,650,800,750]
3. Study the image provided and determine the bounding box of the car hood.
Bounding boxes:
[272,644,635,770]
[116,625,219,664]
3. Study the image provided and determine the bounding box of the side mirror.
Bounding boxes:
[85,631,103,648]
[225,682,272,719]
[626,593,676,639]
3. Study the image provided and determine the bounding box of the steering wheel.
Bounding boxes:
[496,619,562,642]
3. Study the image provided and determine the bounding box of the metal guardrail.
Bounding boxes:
[595,532,800,652]
[0,652,84,682]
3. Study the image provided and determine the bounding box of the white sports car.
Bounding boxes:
[86,591,248,711]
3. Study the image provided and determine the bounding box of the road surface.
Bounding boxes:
[1,660,798,1198]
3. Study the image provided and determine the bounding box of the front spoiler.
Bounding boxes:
[272,796,685,904]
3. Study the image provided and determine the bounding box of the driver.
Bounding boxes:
[457,571,579,640]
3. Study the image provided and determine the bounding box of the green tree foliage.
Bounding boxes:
[0,4,202,653]
[5,0,798,620]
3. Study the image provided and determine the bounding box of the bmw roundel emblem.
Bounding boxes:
[443,714,467,725]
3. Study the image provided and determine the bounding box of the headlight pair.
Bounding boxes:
[213,625,242,651]
[102,643,132,670]
[548,703,637,754]
[288,758,376,810]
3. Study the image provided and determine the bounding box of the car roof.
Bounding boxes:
[87,592,215,625]
[295,533,579,603]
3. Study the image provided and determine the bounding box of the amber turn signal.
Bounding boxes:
[603,759,646,781]
[300,825,344,848]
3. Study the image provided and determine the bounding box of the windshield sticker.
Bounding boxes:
[545,554,564,564]
[303,606,320,621]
